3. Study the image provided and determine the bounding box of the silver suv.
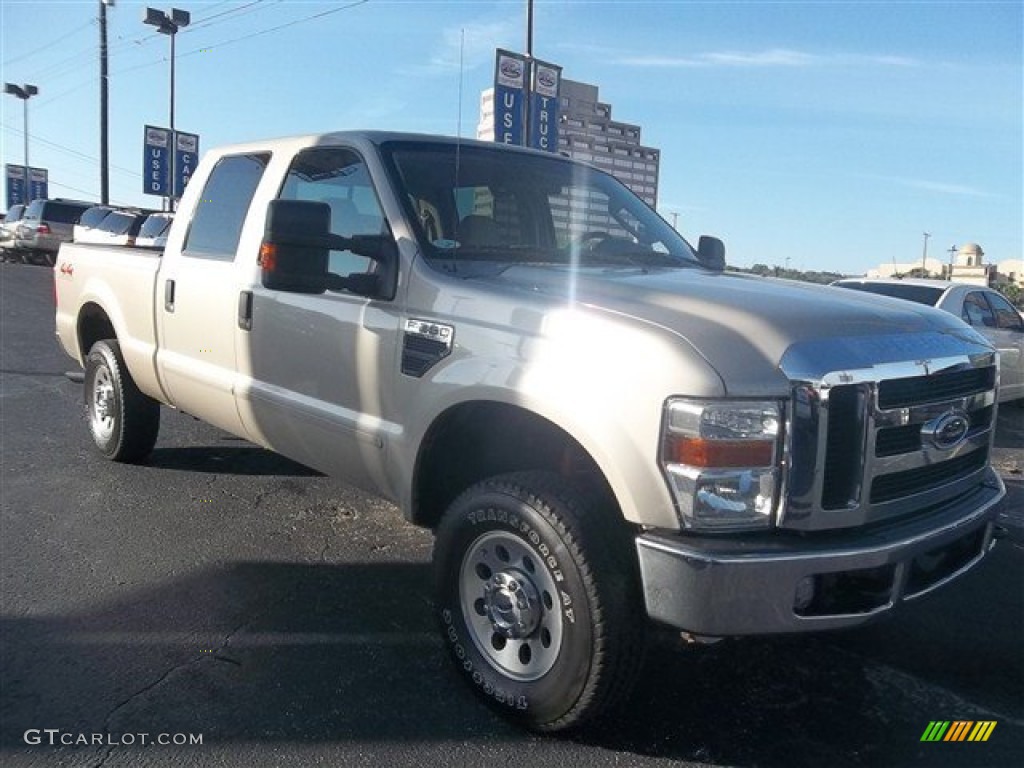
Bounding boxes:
[0,203,26,262]
[15,199,95,265]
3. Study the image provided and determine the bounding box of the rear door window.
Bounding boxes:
[45,203,90,224]
[183,153,271,260]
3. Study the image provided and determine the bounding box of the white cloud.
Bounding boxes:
[863,174,994,198]
[401,19,519,77]
[615,48,920,69]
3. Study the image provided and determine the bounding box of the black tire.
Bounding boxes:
[434,471,645,732]
[83,339,160,462]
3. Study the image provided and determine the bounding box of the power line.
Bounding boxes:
[9,1,278,89]
[2,121,140,178]
[2,24,85,68]
[174,0,370,60]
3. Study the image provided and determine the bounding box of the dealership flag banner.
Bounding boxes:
[493,49,527,146]
[5,164,48,207]
[144,125,172,197]
[529,59,562,153]
[174,131,200,198]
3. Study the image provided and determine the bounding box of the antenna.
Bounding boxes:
[457,28,465,139]
[450,28,465,264]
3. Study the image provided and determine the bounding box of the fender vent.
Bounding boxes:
[401,318,454,377]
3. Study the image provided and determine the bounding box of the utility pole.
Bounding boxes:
[100,0,113,205]
[523,0,534,147]
[947,244,958,280]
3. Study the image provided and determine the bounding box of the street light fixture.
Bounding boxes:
[143,6,190,209]
[4,82,40,206]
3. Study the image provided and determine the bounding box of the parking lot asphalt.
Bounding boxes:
[1,260,1021,767]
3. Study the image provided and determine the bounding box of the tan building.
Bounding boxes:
[867,243,1021,287]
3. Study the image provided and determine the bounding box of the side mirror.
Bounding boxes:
[260,200,330,294]
[697,235,726,271]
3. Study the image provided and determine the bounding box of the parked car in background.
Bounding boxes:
[0,203,26,262]
[79,209,150,247]
[73,205,115,244]
[833,278,1023,402]
[15,198,95,266]
[135,212,173,248]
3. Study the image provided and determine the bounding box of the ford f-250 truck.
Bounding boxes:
[55,131,1006,731]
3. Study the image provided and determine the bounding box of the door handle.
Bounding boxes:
[237,290,253,331]
[164,279,175,312]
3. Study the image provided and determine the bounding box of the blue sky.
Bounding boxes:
[1,0,1020,275]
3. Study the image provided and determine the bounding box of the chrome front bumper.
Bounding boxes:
[635,468,1005,636]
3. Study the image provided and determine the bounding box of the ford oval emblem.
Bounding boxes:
[921,410,970,451]
[500,61,522,78]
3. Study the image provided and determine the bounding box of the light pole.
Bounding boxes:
[921,232,931,276]
[143,6,190,210]
[3,82,40,206]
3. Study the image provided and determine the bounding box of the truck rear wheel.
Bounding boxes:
[434,471,644,731]
[84,339,160,462]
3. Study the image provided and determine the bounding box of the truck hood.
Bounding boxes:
[473,266,990,396]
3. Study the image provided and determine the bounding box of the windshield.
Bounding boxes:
[382,141,698,275]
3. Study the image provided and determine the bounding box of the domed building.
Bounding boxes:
[866,241,1021,289]
[949,242,990,285]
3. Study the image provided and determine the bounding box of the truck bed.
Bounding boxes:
[54,242,167,403]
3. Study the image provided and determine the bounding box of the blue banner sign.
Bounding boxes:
[493,49,527,146]
[144,125,172,197]
[29,167,48,201]
[5,164,48,207]
[174,131,199,198]
[528,59,562,153]
[5,165,25,207]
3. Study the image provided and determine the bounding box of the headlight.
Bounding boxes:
[660,399,783,531]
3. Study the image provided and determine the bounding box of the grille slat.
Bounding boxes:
[877,367,995,409]
[870,448,989,504]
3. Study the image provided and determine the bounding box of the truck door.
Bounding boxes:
[156,152,271,437]
[234,146,402,493]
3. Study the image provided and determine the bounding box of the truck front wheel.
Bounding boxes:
[84,339,160,462]
[434,471,644,731]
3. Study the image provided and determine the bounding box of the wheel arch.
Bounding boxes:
[410,400,621,530]
[77,301,117,360]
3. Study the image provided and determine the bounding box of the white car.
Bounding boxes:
[135,212,173,248]
[75,210,149,247]
[833,278,1023,402]
[73,205,115,244]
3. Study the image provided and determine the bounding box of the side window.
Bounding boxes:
[985,291,1023,331]
[183,153,270,260]
[278,148,387,278]
[961,292,996,328]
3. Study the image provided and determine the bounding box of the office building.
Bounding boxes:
[478,77,661,208]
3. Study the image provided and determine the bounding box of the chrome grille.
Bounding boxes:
[782,351,998,532]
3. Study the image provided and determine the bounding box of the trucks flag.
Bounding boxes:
[528,59,562,153]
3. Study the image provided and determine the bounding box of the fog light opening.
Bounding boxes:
[794,575,816,612]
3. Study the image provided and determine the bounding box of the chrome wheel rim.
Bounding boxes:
[88,364,116,442]
[459,530,563,681]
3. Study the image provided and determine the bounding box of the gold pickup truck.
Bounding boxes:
[55,132,1005,731]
